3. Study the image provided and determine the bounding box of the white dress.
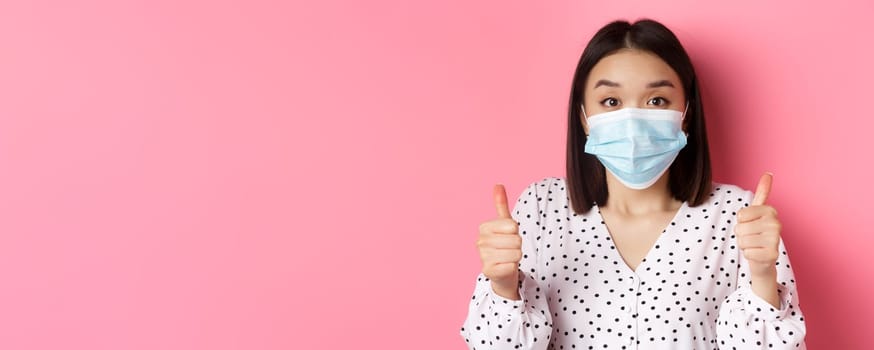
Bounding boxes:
[460,177,806,349]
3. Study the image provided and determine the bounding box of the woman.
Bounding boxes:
[461,19,806,349]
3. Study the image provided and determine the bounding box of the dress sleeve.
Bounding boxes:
[715,191,807,349]
[460,180,554,350]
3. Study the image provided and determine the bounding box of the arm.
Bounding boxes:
[460,181,554,350]
[715,238,806,349]
[716,179,806,349]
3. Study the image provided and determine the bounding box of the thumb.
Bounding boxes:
[752,172,773,206]
[493,184,511,219]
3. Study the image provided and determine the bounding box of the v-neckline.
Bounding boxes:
[592,201,688,275]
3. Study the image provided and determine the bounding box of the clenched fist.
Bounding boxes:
[477,184,523,300]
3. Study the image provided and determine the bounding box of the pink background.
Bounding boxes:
[0,0,870,349]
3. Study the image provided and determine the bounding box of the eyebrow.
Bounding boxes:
[593,79,620,88]
[646,80,675,88]
[593,79,676,89]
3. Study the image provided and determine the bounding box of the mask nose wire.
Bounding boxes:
[582,102,689,118]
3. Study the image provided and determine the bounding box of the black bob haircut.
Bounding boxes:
[566,19,712,214]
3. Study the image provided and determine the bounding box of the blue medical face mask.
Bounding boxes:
[582,103,689,190]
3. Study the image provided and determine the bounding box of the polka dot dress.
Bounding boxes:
[461,177,806,349]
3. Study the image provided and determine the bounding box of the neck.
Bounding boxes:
[602,171,680,215]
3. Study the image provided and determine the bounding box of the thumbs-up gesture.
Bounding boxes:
[735,173,782,278]
[477,184,522,300]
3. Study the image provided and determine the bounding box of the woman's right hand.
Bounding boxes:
[476,184,522,300]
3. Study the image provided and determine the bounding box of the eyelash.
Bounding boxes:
[600,97,620,107]
[648,97,669,106]
[598,97,670,107]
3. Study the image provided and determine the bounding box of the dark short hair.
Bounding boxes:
[566,19,712,214]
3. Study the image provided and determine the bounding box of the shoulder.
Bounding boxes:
[520,176,568,199]
[532,176,566,189]
[512,176,571,210]
[511,176,599,229]
[700,182,755,211]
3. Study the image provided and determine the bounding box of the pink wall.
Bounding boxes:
[0,0,870,349]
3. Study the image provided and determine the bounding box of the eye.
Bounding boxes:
[647,97,669,107]
[600,97,620,108]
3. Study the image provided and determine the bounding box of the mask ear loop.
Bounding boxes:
[682,100,690,136]
[580,104,589,135]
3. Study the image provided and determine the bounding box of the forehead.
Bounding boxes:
[586,49,681,89]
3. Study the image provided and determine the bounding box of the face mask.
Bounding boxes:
[582,103,689,190]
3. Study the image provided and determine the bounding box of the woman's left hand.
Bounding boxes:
[735,173,781,278]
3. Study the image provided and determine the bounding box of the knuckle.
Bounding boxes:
[500,218,518,230]
[771,237,781,248]
[478,247,489,259]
